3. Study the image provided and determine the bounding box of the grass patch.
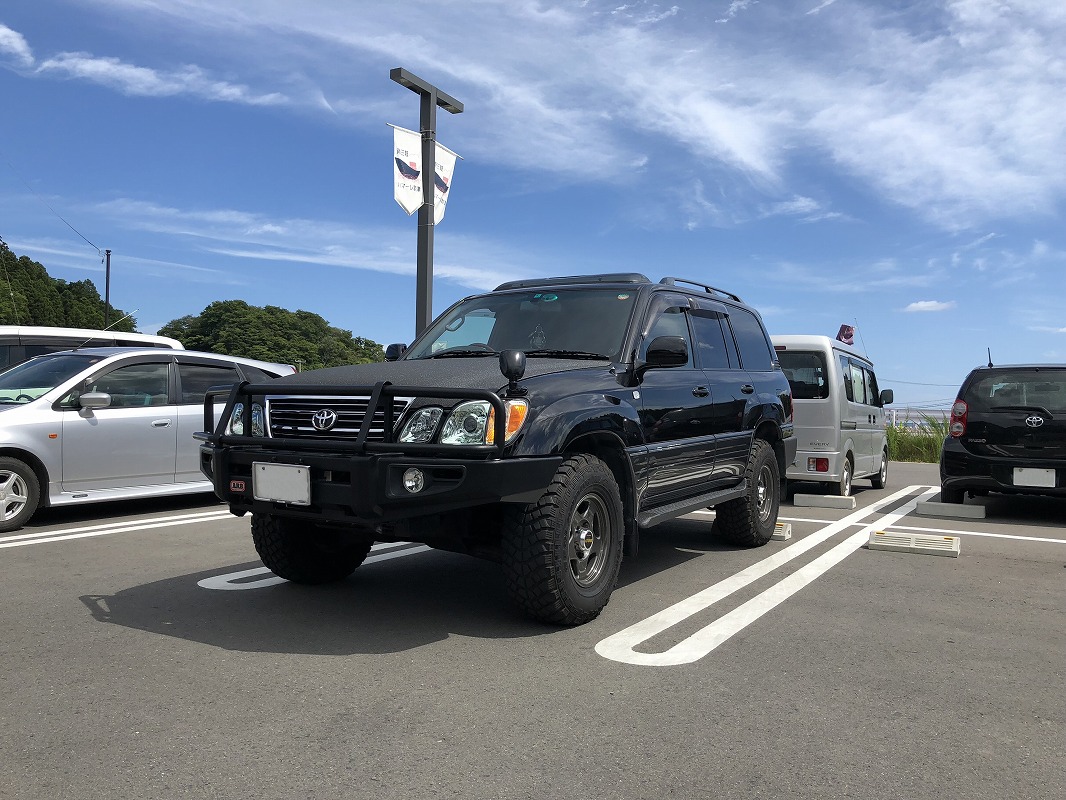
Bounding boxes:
[887,414,948,463]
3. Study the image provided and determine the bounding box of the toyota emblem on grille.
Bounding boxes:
[1025,415,1045,428]
[312,409,338,431]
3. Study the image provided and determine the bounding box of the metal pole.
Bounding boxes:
[416,91,437,337]
[390,68,463,338]
[104,249,111,328]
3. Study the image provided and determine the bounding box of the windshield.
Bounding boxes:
[965,368,1066,413]
[405,288,638,360]
[0,353,106,403]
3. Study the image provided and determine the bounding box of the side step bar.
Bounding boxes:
[637,481,748,528]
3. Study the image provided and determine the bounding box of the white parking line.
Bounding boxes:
[596,485,939,666]
[197,543,431,590]
[0,510,235,549]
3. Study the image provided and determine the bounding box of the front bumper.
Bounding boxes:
[200,443,563,524]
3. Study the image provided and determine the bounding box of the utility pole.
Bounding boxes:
[390,68,463,337]
[104,249,111,328]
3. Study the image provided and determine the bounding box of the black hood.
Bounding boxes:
[264,356,606,393]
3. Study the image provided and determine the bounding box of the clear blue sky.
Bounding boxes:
[1,1,1063,411]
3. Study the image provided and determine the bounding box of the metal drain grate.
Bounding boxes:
[867,531,961,557]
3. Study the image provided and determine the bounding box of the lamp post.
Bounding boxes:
[390,68,463,337]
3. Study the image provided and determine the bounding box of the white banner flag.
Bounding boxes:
[391,124,423,215]
[433,141,461,224]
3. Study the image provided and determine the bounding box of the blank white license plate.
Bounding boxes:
[253,462,311,505]
[1013,467,1055,488]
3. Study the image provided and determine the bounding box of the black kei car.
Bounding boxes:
[940,364,1066,504]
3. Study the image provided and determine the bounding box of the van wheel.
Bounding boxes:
[871,450,888,489]
[0,457,41,533]
[831,457,853,497]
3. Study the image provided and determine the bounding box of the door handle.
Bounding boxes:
[692,386,709,397]
[741,384,755,394]
[151,419,172,428]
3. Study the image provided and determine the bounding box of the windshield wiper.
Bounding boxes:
[524,349,609,360]
[991,404,1054,417]
[426,347,498,358]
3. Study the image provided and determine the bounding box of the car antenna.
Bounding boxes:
[73,309,139,351]
[987,347,993,368]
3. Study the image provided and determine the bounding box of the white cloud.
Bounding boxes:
[904,300,956,312]
[35,53,288,105]
[0,23,34,67]
[88,198,529,291]
[12,2,1066,230]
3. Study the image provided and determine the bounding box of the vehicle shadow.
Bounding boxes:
[77,516,746,655]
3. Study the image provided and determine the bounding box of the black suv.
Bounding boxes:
[940,364,1066,504]
[198,274,796,624]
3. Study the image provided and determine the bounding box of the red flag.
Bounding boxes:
[836,324,854,345]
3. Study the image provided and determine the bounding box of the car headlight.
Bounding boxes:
[398,407,444,443]
[229,402,266,436]
[439,399,528,445]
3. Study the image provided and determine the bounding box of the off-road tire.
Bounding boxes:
[939,486,965,504]
[251,514,373,584]
[501,454,624,626]
[715,439,779,547]
[871,450,888,489]
[0,457,41,533]
[832,456,854,497]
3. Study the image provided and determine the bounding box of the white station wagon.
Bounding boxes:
[0,347,294,532]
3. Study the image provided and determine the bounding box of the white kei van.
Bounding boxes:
[772,335,893,496]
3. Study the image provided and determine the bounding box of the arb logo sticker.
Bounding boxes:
[229,479,246,492]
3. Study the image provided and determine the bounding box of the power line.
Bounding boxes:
[2,154,104,257]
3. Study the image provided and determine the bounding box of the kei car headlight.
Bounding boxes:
[439,399,528,445]
[398,407,444,443]
[229,402,265,436]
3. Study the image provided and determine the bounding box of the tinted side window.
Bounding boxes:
[865,368,881,407]
[727,308,774,371]
[178,363,240,404]
[849,362,868,404]
[87,363,171,407]
[689,311,730,369]
[839,355,854,401]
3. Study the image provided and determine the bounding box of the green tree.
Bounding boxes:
[157,300,383,368]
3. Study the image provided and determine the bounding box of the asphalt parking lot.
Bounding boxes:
[2,461,1063,800]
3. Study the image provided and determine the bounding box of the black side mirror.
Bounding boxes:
[880,388,894,406]
[499,349,527,395]
[644,336,688,369]
[384,343,407,362]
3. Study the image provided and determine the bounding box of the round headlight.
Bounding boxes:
[440,401,491,445]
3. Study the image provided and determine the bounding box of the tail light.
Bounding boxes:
[949,399,967,437]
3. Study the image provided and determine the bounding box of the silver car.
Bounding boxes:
[0,347,294,532]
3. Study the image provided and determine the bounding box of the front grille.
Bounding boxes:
[267,395,413,441]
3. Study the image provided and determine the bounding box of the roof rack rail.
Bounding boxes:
[658,277,742,303]
[494,273,651,292]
